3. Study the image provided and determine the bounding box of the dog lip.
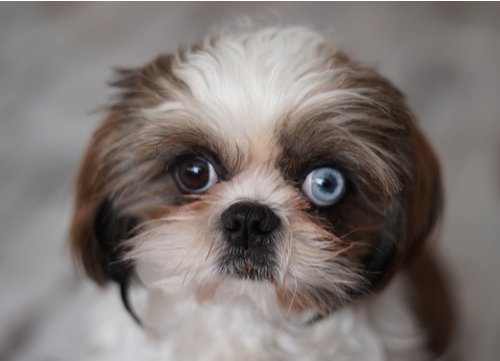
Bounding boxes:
[218,253,276,282]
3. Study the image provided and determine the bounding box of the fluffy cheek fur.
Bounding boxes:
[128,163,363,316]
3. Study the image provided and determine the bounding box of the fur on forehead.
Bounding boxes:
[141,26,409,193]
[167,26,338,124]
[141,27,335,165]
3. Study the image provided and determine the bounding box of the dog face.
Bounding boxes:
[71,27,441,317]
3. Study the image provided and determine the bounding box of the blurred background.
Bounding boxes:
[1,2,499,360]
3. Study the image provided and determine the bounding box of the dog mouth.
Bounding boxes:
[218,250,277,282]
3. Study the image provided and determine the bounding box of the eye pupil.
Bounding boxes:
[302,167,345,206]
[314,176,336,192]
[179,159,209,189]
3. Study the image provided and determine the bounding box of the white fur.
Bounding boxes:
[74,276,429,361]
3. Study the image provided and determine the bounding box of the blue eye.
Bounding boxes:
[302,167,345,206]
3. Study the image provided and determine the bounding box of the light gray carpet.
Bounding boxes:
[1,3,499,360]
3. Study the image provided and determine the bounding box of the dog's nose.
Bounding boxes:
[221,202,280,249]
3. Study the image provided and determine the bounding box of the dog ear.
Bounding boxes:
[69,56,184,325]
[366,128,443,291]
[71,197,111,285]
[93,197,142,325]
[92,196,137,285]
[401,128,443,268]
[71,194,142,324]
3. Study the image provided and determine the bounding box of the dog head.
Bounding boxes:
[71,26,441,319]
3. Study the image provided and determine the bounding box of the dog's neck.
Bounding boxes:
[108,276,430,361]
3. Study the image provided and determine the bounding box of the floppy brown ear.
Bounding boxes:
[70,203,108,283]
[70,56,178,283]
[69,57,182,323]
[69,119,138,283]
[366,121,443,291]
[70,129,142,284]
[401,126,443,267]
[70,143,142,324]
[71,194,137,283]
[70,138,114,284]
[391,125,443,285]
[403,133,453,356]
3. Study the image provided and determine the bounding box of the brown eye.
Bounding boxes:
[174,156,219,193]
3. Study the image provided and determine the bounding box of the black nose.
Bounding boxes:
[221,202,280,249]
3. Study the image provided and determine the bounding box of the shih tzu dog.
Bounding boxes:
[71,25,452,360]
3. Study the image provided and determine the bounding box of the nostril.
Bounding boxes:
[259,215,278,234]
[251,220,273,235]
[225,219,241,232]
[221,207,240,232]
